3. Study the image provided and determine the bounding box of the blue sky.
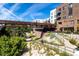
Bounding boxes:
[0,3,61,22]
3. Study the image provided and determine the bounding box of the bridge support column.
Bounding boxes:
[33,28,35,33]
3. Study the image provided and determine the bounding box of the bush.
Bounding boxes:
[59,51,70,56]
[46,51,54,56]
[0,26,10,37]
[5,27,26,37]
[69,38,77,45]
[52,48,59,54]
[0,26,32,56]
[46,50,56,56]
[2,27,33,37]
[26,27,33,32]
[76,43,79,48]
[0,36,27,56]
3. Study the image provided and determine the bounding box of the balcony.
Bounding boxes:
[77,24,79,27]
[56,16,61,20]
[56,11,61,17]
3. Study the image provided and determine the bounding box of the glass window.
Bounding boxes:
[59,8,61,11]
[68,3,73,16]
[54,15,56,18]
[51,16,53,19]
[63,7,65,10]
[51,13,52,15]
[63,16,66,19]
[69,3,72,7]
[77,20,79,24]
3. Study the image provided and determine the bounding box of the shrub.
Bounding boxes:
[26,27,33,33]
[0,26,10,37]
[46,32,52,36]
[76,43,79,48]
[52,48,59,54]
[59,51,70,56]
[46,51,54,56]
[69,38,77,45]
[0,36,27,56]
[3,27,33,37]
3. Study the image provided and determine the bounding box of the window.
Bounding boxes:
[54,15,56,18]
[63,16,66,19]
[51,16,53,19]
[77,27,79,31]
[59,8,61,11]
[70,20,74,25]
[58,22,62,24]
[63,7,65,10]
[51,13,53,15]
[68,3,73,16]
[77,20,79,24]
[69,3,72,7]
[69,16,72,18]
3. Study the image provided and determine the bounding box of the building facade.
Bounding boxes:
[50,8,56,24]
[56,3,79,32]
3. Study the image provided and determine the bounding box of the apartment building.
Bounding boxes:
[56,3,79,32]
[50,8,56,24]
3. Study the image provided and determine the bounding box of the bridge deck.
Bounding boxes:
[0,20,56,29]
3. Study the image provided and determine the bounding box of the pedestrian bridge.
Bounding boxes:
[0,20,56,31]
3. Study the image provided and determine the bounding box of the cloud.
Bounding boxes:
[4,3,20,20]
[0,3,5,8]
[19,3,51,17]
[10,3,20,12]
[31,12,44,16]
[30,14,35,20]
[0,6,22,21]
[29,12,44,20]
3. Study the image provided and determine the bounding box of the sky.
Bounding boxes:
[0,3,61,22]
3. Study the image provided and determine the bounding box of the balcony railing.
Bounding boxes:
[56,16,61,20]
[56,11,61,16]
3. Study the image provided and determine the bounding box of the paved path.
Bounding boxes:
[22,32,78,56]
[55,33,76,48]
[43,33,77,54]
[67,34,79,40]
[22,41,47,56]
[55,33,76,47]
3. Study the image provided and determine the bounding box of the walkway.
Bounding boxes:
[22,32,78,56]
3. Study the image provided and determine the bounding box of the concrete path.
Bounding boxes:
[22,31,78,56]
[54,33,77,54]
